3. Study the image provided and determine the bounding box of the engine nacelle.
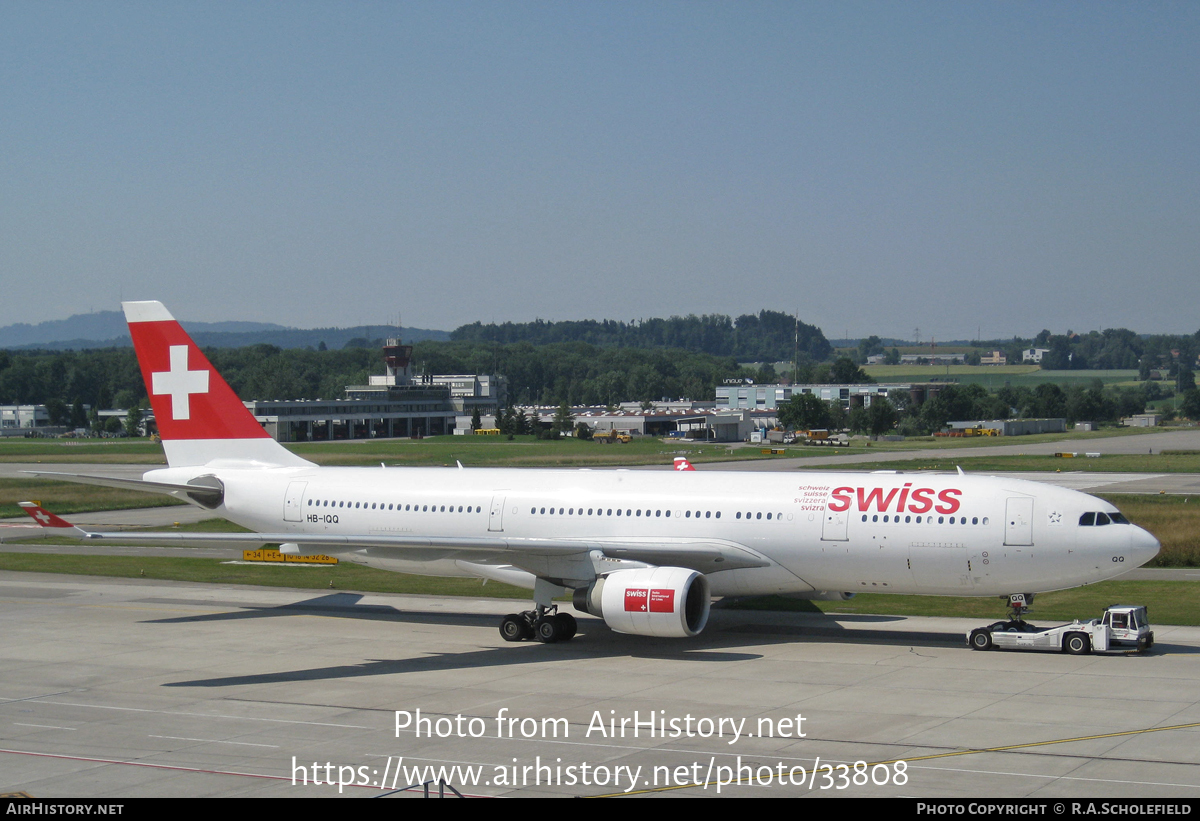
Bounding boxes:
[573,567,710,638]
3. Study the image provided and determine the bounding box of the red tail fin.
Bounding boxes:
[123,301,312,468]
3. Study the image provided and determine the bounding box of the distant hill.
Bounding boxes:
[0,310,450,350]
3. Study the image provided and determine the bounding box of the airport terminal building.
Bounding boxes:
[244,338,506,442]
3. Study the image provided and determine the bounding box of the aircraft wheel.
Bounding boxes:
[535,617,560,644]
[554,612,577,641]
[500,614,529,642]
[1065,633,1091,655]
[970,629,992,651]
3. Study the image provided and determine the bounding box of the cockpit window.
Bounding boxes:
[1080,510,1131,526]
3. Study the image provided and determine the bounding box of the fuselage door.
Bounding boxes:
[488,494,507,532]
[284,481,307,523]
[822,504,849,541]
[1004,497,1034,546]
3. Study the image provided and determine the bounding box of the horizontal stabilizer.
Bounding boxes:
[24,471,224,508]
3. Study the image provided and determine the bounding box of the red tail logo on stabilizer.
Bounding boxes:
[124,301,271,442]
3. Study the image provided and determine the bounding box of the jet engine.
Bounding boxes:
[573,567,710,638]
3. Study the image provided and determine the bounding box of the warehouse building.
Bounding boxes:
[716,382,912,411]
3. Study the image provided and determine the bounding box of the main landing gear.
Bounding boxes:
[499,605,577,644]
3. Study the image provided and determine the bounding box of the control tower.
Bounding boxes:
[374,338,413,387]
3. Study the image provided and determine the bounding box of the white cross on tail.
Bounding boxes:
[152,345,209,421]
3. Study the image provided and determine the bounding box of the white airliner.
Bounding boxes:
[21,301,1160,644]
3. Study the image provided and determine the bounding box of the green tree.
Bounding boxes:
[1181,388,1200,420]
[553,400,574,433]
[471,407,482,431]
[44,397,68,426]
[829,358,872,384]
[846,406,869,434]
[125,405,144,438]
[1179,367,1196,393]
[857,335,883,364]
[866,397,899,436]
[778,393,830,431]
[70,398,87,429]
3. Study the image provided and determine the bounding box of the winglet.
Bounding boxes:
[18,502,90,537]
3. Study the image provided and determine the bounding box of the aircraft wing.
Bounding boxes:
[17,503,769,574]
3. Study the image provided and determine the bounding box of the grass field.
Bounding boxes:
[1098,495,1200,567]
[0,551,532,599]
[0,477,185,519]
[729,580,1199,626]
[0,439,168,464]
[0,425,1167,469]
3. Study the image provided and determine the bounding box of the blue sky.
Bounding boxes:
[3,2,1197,341]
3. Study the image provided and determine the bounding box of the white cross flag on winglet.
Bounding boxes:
[152,345,210,421]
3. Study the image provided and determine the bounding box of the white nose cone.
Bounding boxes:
[1130,525,1160,568]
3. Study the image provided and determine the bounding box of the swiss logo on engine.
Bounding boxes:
[625,588,675,613]
[625,588,648,612]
